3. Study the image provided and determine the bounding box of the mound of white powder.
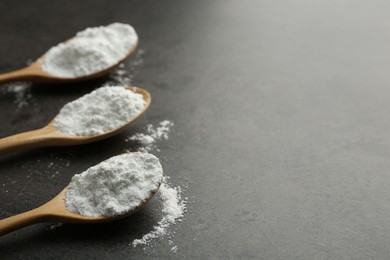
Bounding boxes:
[55,86,145,136]
[42,23,138,78]
[65,153,163,217]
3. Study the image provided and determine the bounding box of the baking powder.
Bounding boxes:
[65,153,163,217]
[55,86,145,136]
[42,23,138,78]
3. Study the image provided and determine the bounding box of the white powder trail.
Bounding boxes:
[105,49,145,87]
[126,121,186,250]
[107,63,131,86]
[132,179,186,247]
[126,120,174,152]
[1,82,32,109]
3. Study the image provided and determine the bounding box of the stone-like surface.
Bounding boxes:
[1,0,390,259]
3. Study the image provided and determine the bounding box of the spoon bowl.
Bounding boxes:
[0,86,151,155]
[0,156,163,236]
[0,35,138,84]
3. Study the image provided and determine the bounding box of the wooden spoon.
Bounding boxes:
[0,172,162,236]
[0,36,138,84]
[0,86,150,155]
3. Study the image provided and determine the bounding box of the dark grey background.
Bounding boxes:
[1,0,390,259]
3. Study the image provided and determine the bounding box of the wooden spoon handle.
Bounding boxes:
[0,66,41,84]
[0,127,57,155]
[0,208,47,236]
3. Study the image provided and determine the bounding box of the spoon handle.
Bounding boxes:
[0,126,58,155]
[0,207,47,236]
[0,66,41,84]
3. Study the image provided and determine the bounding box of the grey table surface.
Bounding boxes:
[1,0,390,259]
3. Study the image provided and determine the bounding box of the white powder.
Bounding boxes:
[132,179,186,247]
[126,120,174,152]
[49,222,63,230]
[42,23,138,78]
[65,153,163,217]
[171,245,178,253]
[105,49,144,87]
[1,82,32,109]
[124,120,186,248]
[107,63,131,86]
[55,86,145,136]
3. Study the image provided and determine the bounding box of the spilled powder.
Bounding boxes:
[126,120,174,152]
[126,120,186,250]
[132,178,186,247]
[49,222,63,230]
[105,49,144,86]
[1,82,32,109]
[108,63,131,86]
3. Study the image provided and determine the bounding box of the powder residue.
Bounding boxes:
[42,23,138,78]
[55,86,145,136]
[107,63,131,86]
[125,120,186,249]
[1,82,32,109]
[126,120,174,152]
[65,153,163,217]
[49,222,63,230]
[132,179,186,247]
[105,49,144,86]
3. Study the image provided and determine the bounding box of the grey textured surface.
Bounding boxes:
[1,0,390,259]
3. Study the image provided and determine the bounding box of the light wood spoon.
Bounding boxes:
[0,171,162,236]
[0,86,150,156]
[0,35,138,84]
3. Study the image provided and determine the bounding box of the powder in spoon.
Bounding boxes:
[54,86,145,136]
[42,23,138,78]
[65,153,163,217]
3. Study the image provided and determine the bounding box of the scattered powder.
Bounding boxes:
[42,23,138,78]
[51,171,60,178]
[132,178,186,247]
[126,120,174,152]
[49,222,63,230]
[171,245,178,253]
[65,153,163,217]
[107,63,131,86]
[55,86,145,136]
[125,48,144,83]
[105,49,144,86]
[125,120,186,250]
[39,154,73,180]
[1,82,32,109]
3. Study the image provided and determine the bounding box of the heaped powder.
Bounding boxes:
[65,153,163,217]
[55,86,145,136]
[42,23,138,78]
